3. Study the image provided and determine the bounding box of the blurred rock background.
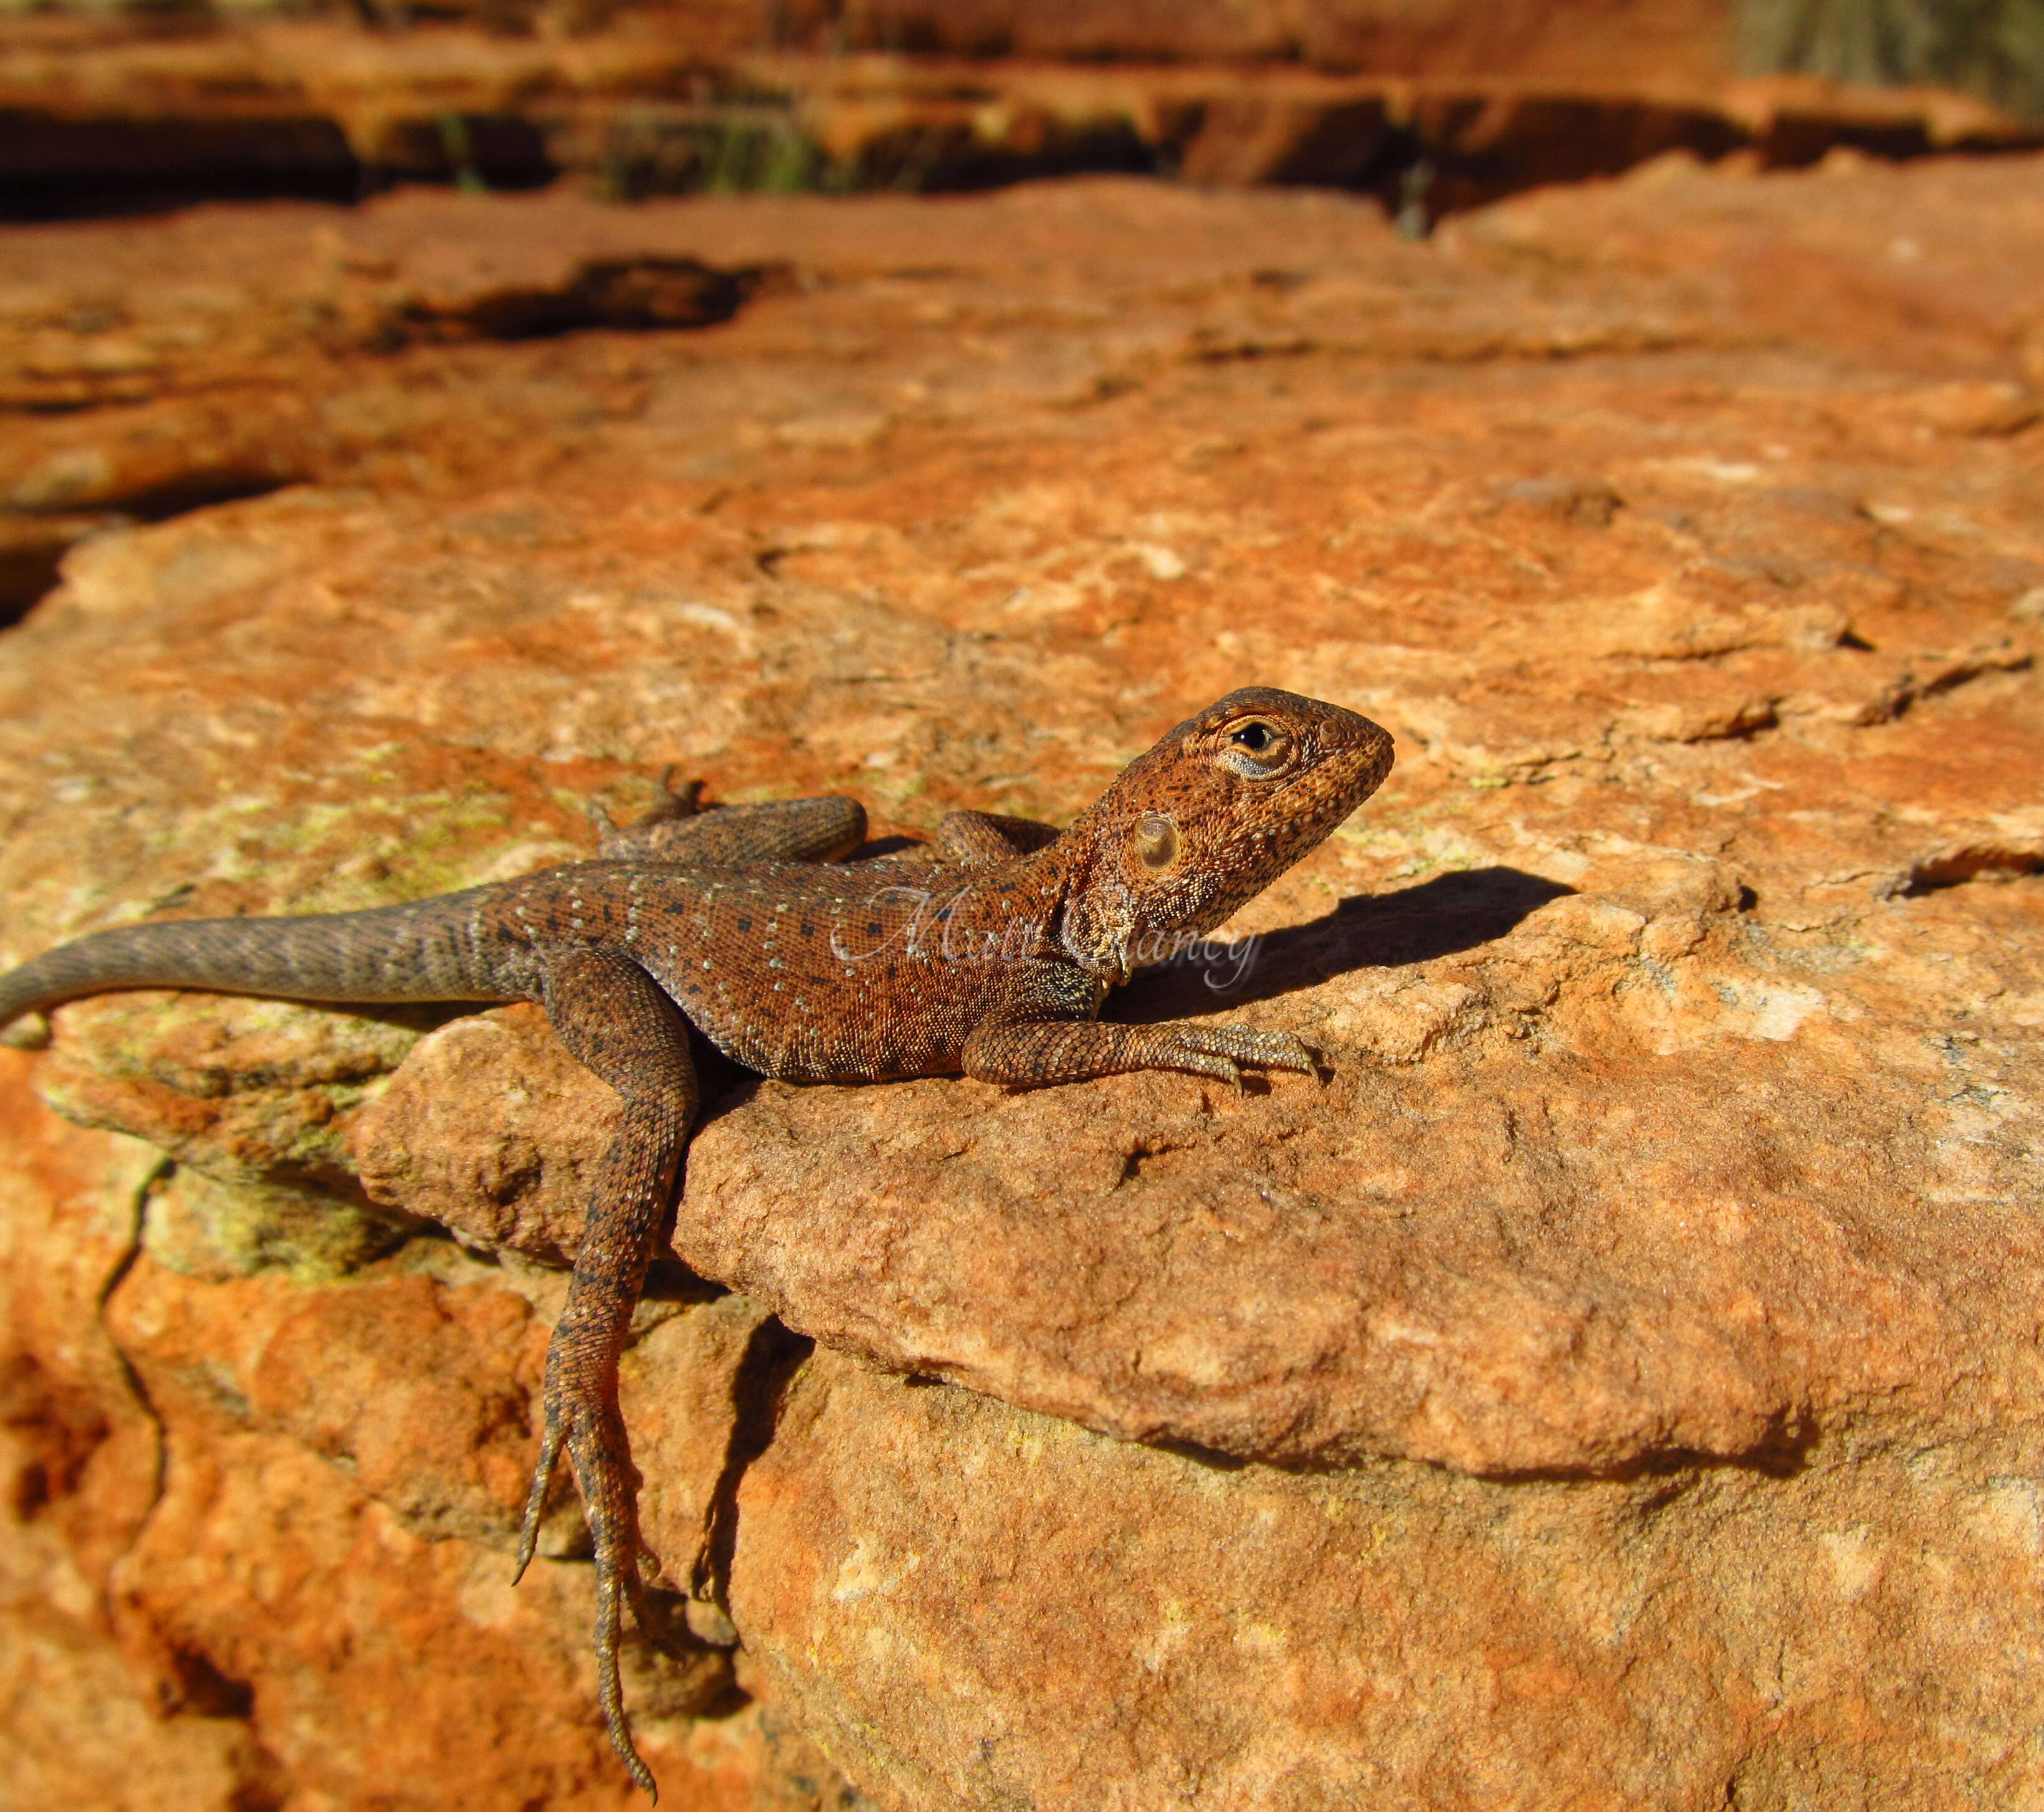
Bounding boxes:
[1,0,2039,223]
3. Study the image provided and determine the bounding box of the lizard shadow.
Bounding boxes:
[1110,865,1575,1025]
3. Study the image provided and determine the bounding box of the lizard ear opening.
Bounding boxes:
[1134,812,1179,870]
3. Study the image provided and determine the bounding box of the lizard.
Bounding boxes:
[0,685,1394,1796]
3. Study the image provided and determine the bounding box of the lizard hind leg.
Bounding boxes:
[593,783,867,867]
[521,947,702,1800]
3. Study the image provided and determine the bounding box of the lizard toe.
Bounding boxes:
[522,1352,664,1798]
[512,1415,566,1585]
[1159,1043,1243,1087]
[1173,1025,1317,1074]
[571,1428,661,1796]
[592,1568,659,1800]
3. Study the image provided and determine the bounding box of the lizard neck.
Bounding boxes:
[1020,814,1139,980]
[914,834,1124,980]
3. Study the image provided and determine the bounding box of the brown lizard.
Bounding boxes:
[0,686,1393,1796]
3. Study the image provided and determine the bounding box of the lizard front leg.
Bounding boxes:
[961,960,1318,1088]
[513,947,699,1800]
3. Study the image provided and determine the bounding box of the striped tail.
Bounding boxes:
[0,890,515,1026]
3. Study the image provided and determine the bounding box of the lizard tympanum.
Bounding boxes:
[0,687,1393,1795]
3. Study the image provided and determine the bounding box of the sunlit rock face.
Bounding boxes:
[4,156,2044,1808]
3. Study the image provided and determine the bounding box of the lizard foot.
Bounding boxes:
[590,768,704,859]
[515,1375,665,1800]
[963,999,1323,1089]
[1149,1025,1320,1088]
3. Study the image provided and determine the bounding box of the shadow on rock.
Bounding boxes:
[1117,865,1575,1023]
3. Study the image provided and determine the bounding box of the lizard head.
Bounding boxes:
[1058,687,1394,975]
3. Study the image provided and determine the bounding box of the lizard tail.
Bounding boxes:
[0,891,514,1027]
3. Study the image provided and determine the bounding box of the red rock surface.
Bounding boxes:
[732,1348,2044,1809]
[2,152,2043,1806]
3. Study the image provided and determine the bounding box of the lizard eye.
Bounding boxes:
[1134,811,1179,870]
[1215,717,1292,779]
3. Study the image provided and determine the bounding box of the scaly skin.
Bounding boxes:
[0,687,1394,1796]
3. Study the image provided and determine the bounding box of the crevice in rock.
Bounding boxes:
[397,256,786,343]
[1151,1425,1820,1485]
[0,110,554,225]
[1150,1437,1254,1472]
[1463,1418,1820,1487]
[98,1158,173,1535]
[1902,847,2044,895]
[0,525,96,631]
[87,1156,265,1743]
[1,1350,119,1529]
[1851,647,2033,722]
[155,1641,257,1720]
[0,112,368,224]
[100,470,300,523]
[0,474,301,630]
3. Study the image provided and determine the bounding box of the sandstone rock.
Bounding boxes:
[355,1003,618,1267]
[1884,378,2043,437]
[0,1054,862,1808]
[34,991,432,1191]
[0,1050,165,1599]
[730,1348,2044,1811]
[2,158,2043,1805]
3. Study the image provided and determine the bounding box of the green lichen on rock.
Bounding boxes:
[35,990,451,1191]
[141,1165,411,1284]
